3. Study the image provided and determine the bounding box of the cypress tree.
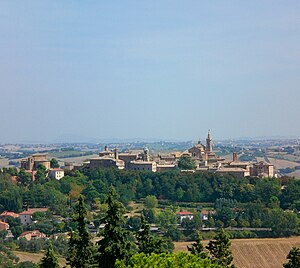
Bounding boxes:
[206,229,235,268]
[39,241,60,268]
[136,215,166,254]
[187,231,208,259]
[283,247,300,268]
[67,195,94,268]
[96,186,135,268]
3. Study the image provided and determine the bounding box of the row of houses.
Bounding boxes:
[1,208,48,226]
[0,208,48,240]
[68,146,177,173]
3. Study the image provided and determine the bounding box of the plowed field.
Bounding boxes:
[174,237,300,268]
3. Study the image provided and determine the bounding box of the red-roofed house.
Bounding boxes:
[0,220,9,231]
[20,230,46,241]
[0,211,19,222]
[19,208,48,225]
[200,209,215,221]
[176,211,194,222]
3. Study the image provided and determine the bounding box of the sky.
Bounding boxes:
[0,1,299,143]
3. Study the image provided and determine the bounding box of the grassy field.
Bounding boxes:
[287,170,300,178]
[0,158,9,168]
[13,251,67,266]
[12,237,300,268]
[174,237,300,268]
[267,157,299,169]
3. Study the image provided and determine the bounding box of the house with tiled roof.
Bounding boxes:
[0,211,19,221]
[19,208,48,225]
[20,230,46,241]
[176,211,194,222]
[0,220,9,231]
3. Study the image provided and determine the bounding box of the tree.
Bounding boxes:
[206,229,235,268]
[18,169,32,186]
[17,261,37,268]
[50,158,60,169]
[142,208,156,224]
[115,252,221,268]
[66,195,94,268]
[0,173,23,212]
[144,195,158,209]
[6,216,23,238]
[39,241,60,268]
[136,215,166,254]
[96,186,135,268]
[177,155,196,170]
[283,247,300,268]
[34,165,47,183]
[156,208,177,230]
[187,231,208,258]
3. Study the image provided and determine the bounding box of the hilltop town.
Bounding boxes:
[0,131,280,181]
[0,133,299,267]
[0,134,300,268]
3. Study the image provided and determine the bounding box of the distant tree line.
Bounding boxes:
[0,168,299,238]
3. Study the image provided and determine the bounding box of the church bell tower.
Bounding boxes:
[206,130,213,153]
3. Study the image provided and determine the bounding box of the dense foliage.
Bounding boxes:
[206,229,235,268]
[96,186,135,268]
[283,247,300,268]
[67,195,94,268]
[115,252,223,268]
[39,242,60,268]
[0,168,299,239]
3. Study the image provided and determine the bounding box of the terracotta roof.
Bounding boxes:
[254,161,273,166]
[229,161,251,166]
[176,211,193,215]
[19,208,48,215]
[0,211,19,218]
[130,161,155,165]
[20,230,45,237]
[0,220,9,226]
[217,167,248,172]
[201,209,215,215]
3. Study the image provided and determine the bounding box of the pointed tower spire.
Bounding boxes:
[206,130,213,153]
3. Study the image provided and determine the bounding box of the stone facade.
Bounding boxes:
[250,161,274,178]
[20,154,51,171]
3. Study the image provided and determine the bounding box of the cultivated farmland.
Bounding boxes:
[174,237,300,268]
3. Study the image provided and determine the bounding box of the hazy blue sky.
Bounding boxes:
[0,1,299,143]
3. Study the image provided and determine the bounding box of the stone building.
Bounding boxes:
[118,153,139,168]
[48,168,65,180]
[20,230,46,241]
[89,157,125,170]
[188,131,224,167]
[20,154,51,171]
[19,208,48,226]
[127,161,157,172]
[250,161,274,178]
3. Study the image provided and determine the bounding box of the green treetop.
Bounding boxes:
[187,231,208,259]
[136,215,166,254]
[66,195,94,268]
[39,241,60,268]
[178,155,196,170]
[283,247,300,268]
[50,158,60,169]
[206,229,235,268]
[96,186,135,268]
